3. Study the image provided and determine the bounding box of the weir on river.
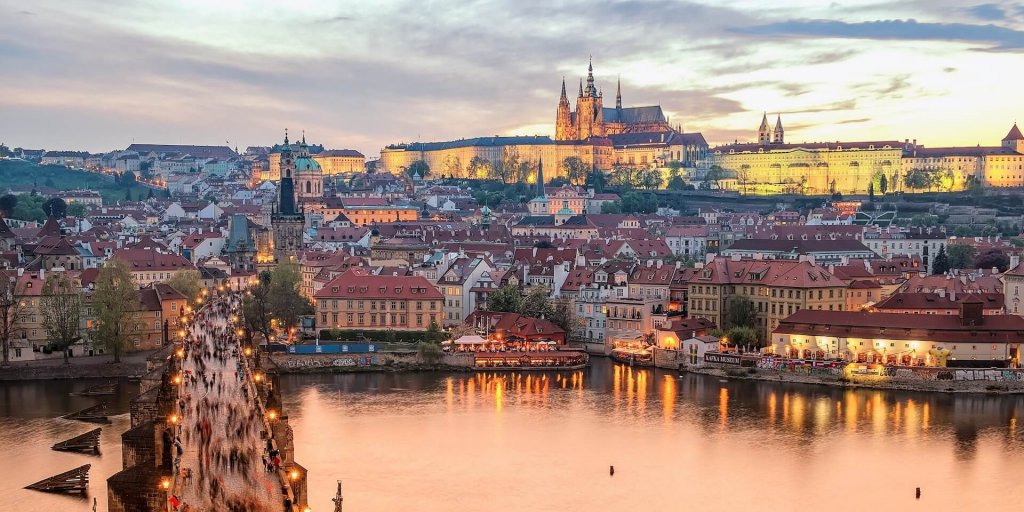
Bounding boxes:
[106,294,309,512]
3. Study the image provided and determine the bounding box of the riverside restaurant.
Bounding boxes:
[446,335,589,370]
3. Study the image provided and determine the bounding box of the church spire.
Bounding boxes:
[585,57,597,97]
[560,77,567,102]
[758,112,771,145]
[536,158,545,198]
[284,128,289,145]
[301,129,306,145]
[616,76,622,110]
[773,114,784,144]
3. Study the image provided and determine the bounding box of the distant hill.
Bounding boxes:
[0,159,151,204]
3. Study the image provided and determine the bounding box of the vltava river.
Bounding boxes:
[280,358,1024,512]
[0,378,135,512]
[3,359,1024,511]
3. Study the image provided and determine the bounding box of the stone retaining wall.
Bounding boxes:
[268,351,475,372]
[0,361,147,381]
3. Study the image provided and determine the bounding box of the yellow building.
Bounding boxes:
[900,124,1024,189]
[380,136,614,177]
[313,149,365,175]
[710,115,908,195]
[685,257,848,342]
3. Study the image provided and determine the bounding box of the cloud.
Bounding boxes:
[736,18,1024,51]
[838,118,871,124]
[787,100,857,114]
[967,4,1006,21]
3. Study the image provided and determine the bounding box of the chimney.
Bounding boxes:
[39,269,45,282]
[1011,255,1020,271]
[937,288,945,298]
[656,259,663,269]
[16,268,24,277]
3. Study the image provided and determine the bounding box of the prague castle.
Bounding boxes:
[380,60,705,178]
[554,59,672,140]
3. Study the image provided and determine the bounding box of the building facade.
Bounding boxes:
[314,271,444,332]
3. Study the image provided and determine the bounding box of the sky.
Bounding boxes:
[1,0,1023,157]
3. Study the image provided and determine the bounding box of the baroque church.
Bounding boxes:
[555,59,673,141]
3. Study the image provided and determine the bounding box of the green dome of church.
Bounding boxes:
[294,156,321,172]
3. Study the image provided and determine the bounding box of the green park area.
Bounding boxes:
[0,159,158,220]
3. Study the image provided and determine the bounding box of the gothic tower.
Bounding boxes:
[773,114,785,144]
[555,77,574,141]
[758,112,771,145]
[271,130,306,263]
[575,58,605,140]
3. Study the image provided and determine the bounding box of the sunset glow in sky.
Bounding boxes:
[1,0,1022,156]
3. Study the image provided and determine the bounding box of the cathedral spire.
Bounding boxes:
[301,129,306,145]
[758,112,771,145]
[585,57,597,97]
[560,77,567,102]
[578,78,583,98]
[773,114,784,144]
[616,76,622,110]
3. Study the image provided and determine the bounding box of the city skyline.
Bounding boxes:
[2,0,1023,156]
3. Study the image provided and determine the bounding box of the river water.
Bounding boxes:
[0,378,134,512]
[3,360,1024,511]
[280,358,1024,512]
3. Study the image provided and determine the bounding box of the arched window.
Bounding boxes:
[306,181,311,194]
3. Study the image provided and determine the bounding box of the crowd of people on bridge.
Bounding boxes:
[166,293,286,512]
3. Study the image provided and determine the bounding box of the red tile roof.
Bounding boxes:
[314,270,442,300]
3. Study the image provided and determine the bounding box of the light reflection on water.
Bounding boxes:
[280,358,1024,512]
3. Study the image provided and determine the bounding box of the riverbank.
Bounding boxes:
[688,365,1024,395]
[0,352,154,381]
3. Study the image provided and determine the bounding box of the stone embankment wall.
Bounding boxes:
[268,351,475,372]
[0,361,147,381]
[696,354,1024,394]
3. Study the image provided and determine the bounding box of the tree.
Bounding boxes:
[640,168,663,190]
[946,244,977,270]
[973,248,1010,272]
[41,272,82,364]
[486,284,522,313]
[701,166,725,190]
[42,197,67,218]
[67,203,86,218]
[489,147,520,184]
[0,272,24,366]
[0,194,17,218]
[267,260,313,332]
[443,155,463,179]
[903,168,931,191]
[726,296,756,330]
[467,156,491,179]
[242,271,274,342]
[562,157,588,187]
[520,286,553,319]
[600,201,622,214]
[667,175,686,191]
[147,188,155,200]
[725,326,759,350]
[124,189,132,202]
[92,258,141,363]
[164,269,203,302]
[879,174,888,195]
[931,245,950,275]
[406,160,430,179]
[549,297,580,342]
[868,182,875,201]
[423,319,445,344]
